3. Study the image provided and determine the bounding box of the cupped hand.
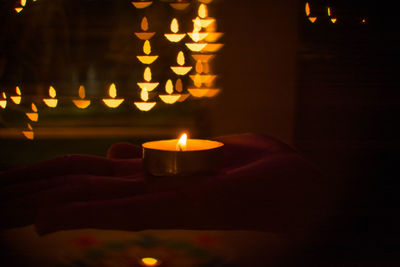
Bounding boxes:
[0,134,328,235]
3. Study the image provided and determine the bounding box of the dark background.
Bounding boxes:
[1,0,400,265]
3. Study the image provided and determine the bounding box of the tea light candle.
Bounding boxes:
[142,133,224,176]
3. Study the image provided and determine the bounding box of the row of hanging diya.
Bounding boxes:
[305,2,367,24]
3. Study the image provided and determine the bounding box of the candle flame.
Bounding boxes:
[327,7,331,16]
[171,18,179,33]
[177,51,185,66]
[194,17,202,32]
[109,83,117,98]
[165,79,173,94]
[144,67,152,82]
[2,92,6,99]
[198,4,207,19]
[31,103,37,112]
[140,257,160,267]
[141,89,149,101]
[177,133,187,151]
[16,86,21,95]
[305,2,311,16]
[79,85,86,99]
[141,17,149,31]
[175,78,183,92]
[49,86,56,98]
[192,30,200,42]
[21,0,26,6]
[143,40,151,55]
[27,123,32,130]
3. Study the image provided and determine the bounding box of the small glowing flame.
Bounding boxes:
[16,86,21,95]
[31,103,37,112]
[194,74,202,87]
[175,79,183,92]
[140,257,160,266]
[194,17,202,32]
[327,7,331,16]
[21,0,26,6]
[141,89,149,101]
[192,31,200,42]
[49,86,56,98]
[143,40,151,55]
[2,92,6,99]
[198,4,208,18]
[144,67,152,82]
[165,79,173,94]
[27,123,32,130]
[305,2,311,16]
[177,51,185,66]
[141,17,149,31]
[109,83,117,98]
[171,18,179,33]
[177,133,187,151]
[196,61,203,73]
[78,85,86,99]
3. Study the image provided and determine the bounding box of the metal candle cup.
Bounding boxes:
[142,139,224,176]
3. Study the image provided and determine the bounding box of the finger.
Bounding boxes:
[35,154,325,235]
[0,174,146,230]
[0,156,143,187]
[107,142,142,159]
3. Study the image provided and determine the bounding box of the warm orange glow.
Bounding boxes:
[11,86,22,104]
[26,103,38,122]
[140,257,160,266]
[73,86,91,109]
[170,3,190,10]
[192,54,215,62]
[0,92,6,109]
[15,7,23,13]
[109,83,117,98]
[198,4,208,19]
[134,102,156,111]
[43,86,58,108]
[196,61,203,73]
[202,43,224,52]
[31,103,37,112]
[205,32,224,42]
[165,79,173,94]
[159,94,181,104]
[362,18,366,23]
[49,86,56,98]
[141,17,149,31]
[178,93,190,102]
[22,124,34,140]
[305,2,311,16]
[176,79,183,92]
[141,89,149,101]
[193,17,215,28]
[138,41,158,64]
[171,18,179,33]
[144,67,152,81]
[330,18,337,23]
[308,17,317,23]
[137,82,159,91]
[185,43,207,52]
[171,52,192,75]
[135,32,155,40]
[188,32,208,42]
[199,0,213,3]
[176,133,187,151]
[103,83,124,108]
[193,17,202,32]
[132,1,153,9]
[143,40,151,55]
[188,88,220,98]
[21,0,26,6]
[177,51,185,66]
[190,74,216,85]
[194,74,202,87]
[327,7,331,16]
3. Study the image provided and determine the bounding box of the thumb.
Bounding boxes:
[107,142,142,159]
